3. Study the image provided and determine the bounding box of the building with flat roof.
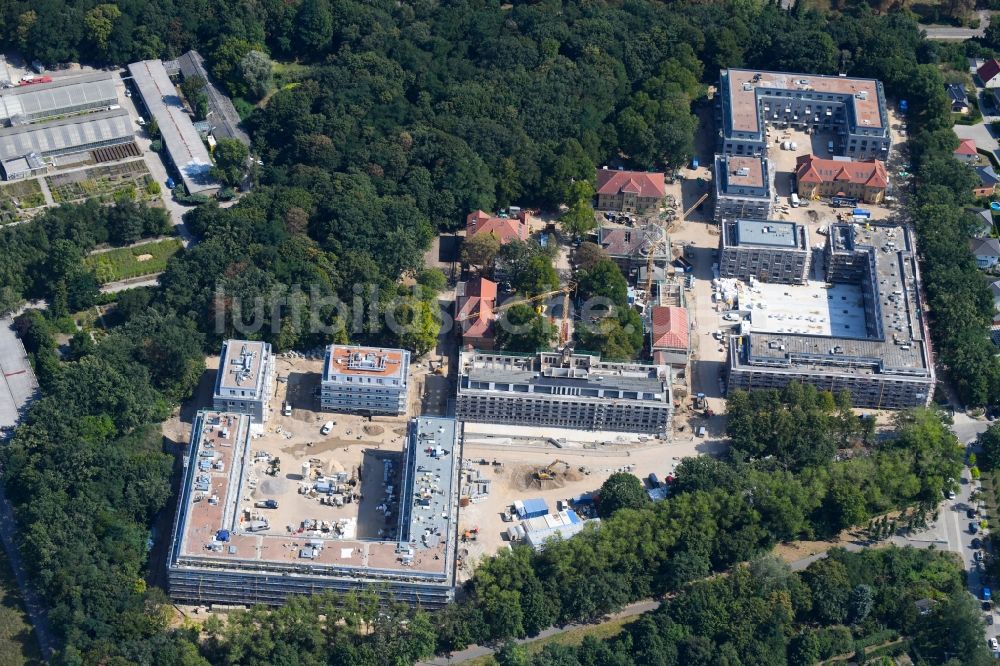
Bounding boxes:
[727,223,934,409]
[0,109,134,180]
[175,51,250,145]
[719,69,890,160]
[595,167,666,213]
[521,509,597,551]
[720,219,810,284]
[127,59,219,195]
[321,345,410,415]
[167,412,459,607]
[213,340,275,423]
[714,154,772,221]
[456,349,672,436]
[0,72,118,126]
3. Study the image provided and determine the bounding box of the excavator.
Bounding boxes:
[535,459,569,481]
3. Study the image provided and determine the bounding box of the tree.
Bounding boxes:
[848,584,874,624]
[980,424,1000,470]
[239,50,273,101]
[83,4,121,57]
[210,138,250,187]
[576,259,628,308]
[296,0,334,58]
[560,181,597,238]
[390,297,440,357]
[462,234,501,275]
[597,472,647,518]
[787,631,820,666]
[803,558,851,625]
[573,242,605,272]
[495,641,529,666]
[496,303,555,352]
[181,75,208,121]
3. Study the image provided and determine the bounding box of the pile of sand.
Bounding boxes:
[363,424,384,436]
[135,253,153,262]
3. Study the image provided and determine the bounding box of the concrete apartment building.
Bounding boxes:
[719,219,810,284]
[455,349,672,436]
[714,154,772,221]
[727,223,934,409]
[719,69,891,160]
[321,345,410,415]
[795,154,888,205]
[595,167,666,213]
[167,412,459,607]
[212,340,275,424]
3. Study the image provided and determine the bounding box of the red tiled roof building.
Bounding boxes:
[794,154,888,204]
[595,167,666,213]
[456,277,497,350]
[465,210,528,245]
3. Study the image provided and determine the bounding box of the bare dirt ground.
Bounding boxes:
[454,435,726,580]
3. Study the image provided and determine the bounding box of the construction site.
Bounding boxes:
[167,410,460,607]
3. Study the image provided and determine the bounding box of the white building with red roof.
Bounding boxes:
[465,210,528,245]
[595,167,665,213]
[794,154,888,204]
[954,138,979,165]
[649,306,689,367]
[456,277,497,350]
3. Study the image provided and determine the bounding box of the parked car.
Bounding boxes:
[971,521,980,534]
[969,508,979,519]
[973,537,983,549]
[990,637,999,652]
[321,421,334,435]
[975,550,984,563]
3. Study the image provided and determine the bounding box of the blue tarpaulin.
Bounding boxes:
[516,498,549,519]
[216,530,230,542]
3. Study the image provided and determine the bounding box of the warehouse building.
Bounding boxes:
[0,109,134,180]
[714,154,772,221]
[321,345,410,415]
[167,413,459,607]
[522,509,596,551]
[0,72,118,126]
[719,219,810,284]
[175,50,250,145]
[719,69,891,160]
[455,349,672,436]
[127,59,219,195]
[727,223,934,408]
[212,340,275,424]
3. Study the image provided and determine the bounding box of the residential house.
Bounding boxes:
[966,207,995,238]
[978,59,1000,88]
[465,210,528,245]
[954,138,978,164]
[595,167,666,213]
[455,277,497,350]
[970,237,1000,269]
[649,306,689,368]
[946,83,970,113]
[794,154,888,204]
[598,223,670,274]
[975,166,1000,198]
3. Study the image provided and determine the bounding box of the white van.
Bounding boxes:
[790,193,800,208]
[697,426,707,437]
[827,140,834,154]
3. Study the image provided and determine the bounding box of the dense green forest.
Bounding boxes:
[0,1,996,664]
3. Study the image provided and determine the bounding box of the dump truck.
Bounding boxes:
[254,499,279,509]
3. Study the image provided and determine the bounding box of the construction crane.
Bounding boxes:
[684,192,710,219]
[642,223,670,298]
[535,459,569,481]
[457,283,576,348]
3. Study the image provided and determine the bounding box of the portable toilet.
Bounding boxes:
[899,99,908,113]
[691,157,699,169]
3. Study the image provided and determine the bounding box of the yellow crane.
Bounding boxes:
[457,283,576,347]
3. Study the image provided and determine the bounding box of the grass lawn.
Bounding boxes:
[85,238,182,284]
[0,543,42,666]
[463,615,636,666]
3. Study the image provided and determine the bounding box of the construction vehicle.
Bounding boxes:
[461,526,480,542]
[254,499,279,509]
[535,459,569,481]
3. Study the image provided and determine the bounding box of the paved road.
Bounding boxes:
[418,599,661,665]
[99,273,162,294]
[924,11,991,40]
